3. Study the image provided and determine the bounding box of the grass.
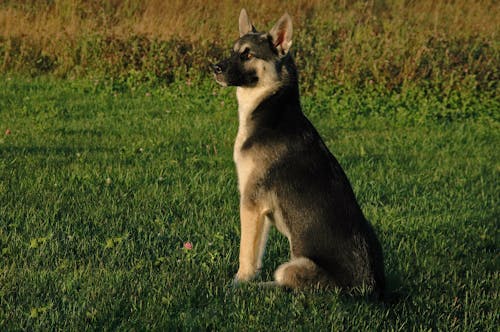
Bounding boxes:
[0,75,498,330]
[0,2,497,329]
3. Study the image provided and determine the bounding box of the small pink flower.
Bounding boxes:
[5,129,11,135]
[183,242,193,250]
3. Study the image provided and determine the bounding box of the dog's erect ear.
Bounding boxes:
[269,13,293,56]
[239,9,256,37]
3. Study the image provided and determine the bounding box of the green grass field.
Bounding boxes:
[0,76,498,330]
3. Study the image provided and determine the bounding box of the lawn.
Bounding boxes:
[0,76,498,330]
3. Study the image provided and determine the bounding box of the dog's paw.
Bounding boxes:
[235,268,256,282]
[232,275,243,288]
[232,268,257,287]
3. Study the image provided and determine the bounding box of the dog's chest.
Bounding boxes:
[234,86,276,195]
[234,126,255,194]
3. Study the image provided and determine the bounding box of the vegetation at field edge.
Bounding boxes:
[0,0,498,94]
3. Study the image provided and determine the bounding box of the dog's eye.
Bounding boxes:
[240,48,253,60]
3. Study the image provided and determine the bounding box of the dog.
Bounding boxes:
[213,9,385,296]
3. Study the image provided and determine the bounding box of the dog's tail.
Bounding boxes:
[273,257,332,289]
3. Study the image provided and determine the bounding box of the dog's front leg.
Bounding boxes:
[234,203,269,284]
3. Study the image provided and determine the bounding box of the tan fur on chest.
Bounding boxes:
[233,137,255,195]
[234,85,277,195]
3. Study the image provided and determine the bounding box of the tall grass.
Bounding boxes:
[0,0,498,92]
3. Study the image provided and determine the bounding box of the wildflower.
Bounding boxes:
[183,242,193,250]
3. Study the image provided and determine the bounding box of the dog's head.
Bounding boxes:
[213,9,293,87]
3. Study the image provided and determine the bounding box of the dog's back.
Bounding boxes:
[214,9,385,295]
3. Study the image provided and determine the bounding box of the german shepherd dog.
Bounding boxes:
[213,9,385,295]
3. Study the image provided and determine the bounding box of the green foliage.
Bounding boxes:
[0,76,498,330]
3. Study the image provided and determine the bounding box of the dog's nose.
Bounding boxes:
[213,64,223,74]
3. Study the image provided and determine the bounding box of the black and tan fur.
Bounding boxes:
[213,9,385,295]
